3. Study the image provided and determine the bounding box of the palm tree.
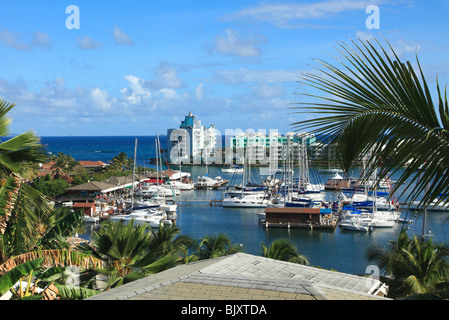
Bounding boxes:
[78,220,179,288]
[194,233,243,260]
[0,99,58,259]
[50,152,78,179]
[291,37,449,211]
[149,224,196,262]
[260,239,309,265]
[367,231,449,298]
[109,152,132,171]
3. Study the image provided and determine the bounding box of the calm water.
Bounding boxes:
[41,136,449,275]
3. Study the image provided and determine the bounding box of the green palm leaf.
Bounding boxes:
[0,257,43,296]
[292,37,449,209]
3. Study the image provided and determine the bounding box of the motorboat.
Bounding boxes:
[340,206,397,228]
[83,215,100,223]
[109,208,172,228]
[226,185,267,197]
[222,194,270,208]
[339,218,373,232]
[340,191,395,211]
[168,180,194,190]
[221,165,244,173]
[145,184,180,197]
[195,175,228,189]
[150,195,177,213]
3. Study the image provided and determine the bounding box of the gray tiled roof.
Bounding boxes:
[88,253,389,300]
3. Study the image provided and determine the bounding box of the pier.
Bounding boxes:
[209,200,223,206]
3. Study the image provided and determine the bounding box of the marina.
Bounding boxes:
[48,135,449,276]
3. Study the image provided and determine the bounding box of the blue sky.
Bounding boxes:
[0,0,448,136]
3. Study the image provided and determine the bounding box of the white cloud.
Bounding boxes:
[76,36,103,50]
[113,25,134,46]
[195,83,204,100]
[214,68,300,84]
[121,74,152,105]
[159,88,178,99]
[90,87,113,111]
[0,29,52,51]
[32,31,52,49]
[252,83,285,99]
[223,0,375,28]
[0,29,31,51]
[146,63,184,89]
[214,28,261,57]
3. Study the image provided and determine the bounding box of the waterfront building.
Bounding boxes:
[229,131,319,163]
[167,111,217,164]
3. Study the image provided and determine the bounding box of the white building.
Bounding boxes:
[167,111,217,164]
[229,131,318,164]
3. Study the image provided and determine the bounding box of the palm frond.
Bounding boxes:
[0,131,47,173]
[0,249,103,275]
[291,37,449,209]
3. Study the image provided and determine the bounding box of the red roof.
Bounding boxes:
[79,161,107,168]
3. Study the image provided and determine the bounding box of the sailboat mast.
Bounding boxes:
[131,137,137,208]
[156,134,160,187]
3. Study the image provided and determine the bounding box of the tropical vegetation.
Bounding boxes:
[292,37,449,299]
[292,37,449,210]
[260,239,309,265]
[367,231,449,299]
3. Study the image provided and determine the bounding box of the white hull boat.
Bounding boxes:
[339,220,372,232]
[109,209,173,228]
[222,194,270,208]
[169,181,194,190]
[83,215,100,223]
[339,216,373,232]
[222,166,244,173]
[195,176,228,189]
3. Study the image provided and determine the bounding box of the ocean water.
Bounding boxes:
[41,136,449,275]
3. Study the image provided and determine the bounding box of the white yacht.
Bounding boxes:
[169,180,194,190]
[109,208,172,228]
[222,194,270,208]
[221,165,244,173]
[339,217,373,232]
[195,176,228,189]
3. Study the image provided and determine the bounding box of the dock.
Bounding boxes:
[263,207,337,231]
[209,200,223,206]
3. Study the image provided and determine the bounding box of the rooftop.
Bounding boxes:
[87,253,389,301]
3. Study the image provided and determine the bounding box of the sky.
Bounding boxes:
[0,0,448,137]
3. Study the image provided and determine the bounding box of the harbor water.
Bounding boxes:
[41,136,449,276]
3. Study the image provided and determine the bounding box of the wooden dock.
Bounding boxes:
[209,200,223,206]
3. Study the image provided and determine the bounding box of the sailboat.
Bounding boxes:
[284,139,326,207]
[339,154,399,230]
[110,138,174,228]
[223,145,270,208]
[194,152,228,189]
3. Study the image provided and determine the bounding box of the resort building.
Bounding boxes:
[167,111,217,164]
[229,131,319,163]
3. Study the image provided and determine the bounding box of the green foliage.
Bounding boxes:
[32,178,70,198]
[367,231,449,298]
[260,239,309,265]
[0,258,43,297]
[109,152,133,171]
[77,220,180,289]
[292,37,449,209]
[193,233,243,260]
